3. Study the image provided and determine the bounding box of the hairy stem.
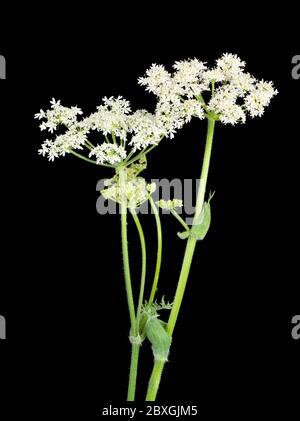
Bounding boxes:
[127,343,140,401]
[130,210,147,330]
[148,197,163,305]
[119,168,138,401]
[126,210,147,402]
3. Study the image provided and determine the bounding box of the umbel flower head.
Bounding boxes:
[101,159,156,209]
[35,96,180,165]
[36,53,278,166]
[138,53,278,125]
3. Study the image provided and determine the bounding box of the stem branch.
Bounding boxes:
[148,197,163,305]
[130,210,147,330]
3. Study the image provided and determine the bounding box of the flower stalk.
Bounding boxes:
[148,197,163,305]
[146,117,216,401]
[119,167,139,400]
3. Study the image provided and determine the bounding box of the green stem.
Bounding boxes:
[124,149,135,163]
[84,142,93,151]
[119,168,138,401]
[166,238,196,335]
[69,149,114,168]
[196,94,209,113]
[170,209,190,232]
[120,174,136,329]
[126,210,147,401]
[130,210,147,330]
[86,139,95,149]
[125,143,159,166]
[145,118,216,401]
[148,197,162,305]
[128,344,140,401]
[146,360,165,401]
[211,81,215,97]
[69,149,99,164]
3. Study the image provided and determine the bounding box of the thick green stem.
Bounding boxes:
[145,118,216,401]
[168,118,215,334]
[119,168,138,401]
[148,197,162,305]
[128,343,140,401]
[146,360,165,401]
[126,210,147,401]
[120,171,136,331]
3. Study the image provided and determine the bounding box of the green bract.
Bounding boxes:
[178,193,214,241]
[146,317,172,362]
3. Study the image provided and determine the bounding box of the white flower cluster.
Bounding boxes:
[90,96,131,141]
[35,98,83,133]
[139,60,207,100]
[138,60,208,135]
[102,176,156,208]
[156,99,205,139]
[138,53,278,125]
[89,144,127,165]
[36,54,278,163]
[36,97,167,164]
[244,81,278,117]
[156,199,183,210]
[36,98,91,161]
[128,110,163,150]
[38,130,88,161]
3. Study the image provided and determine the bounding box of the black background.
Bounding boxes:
[0,9,299,419]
